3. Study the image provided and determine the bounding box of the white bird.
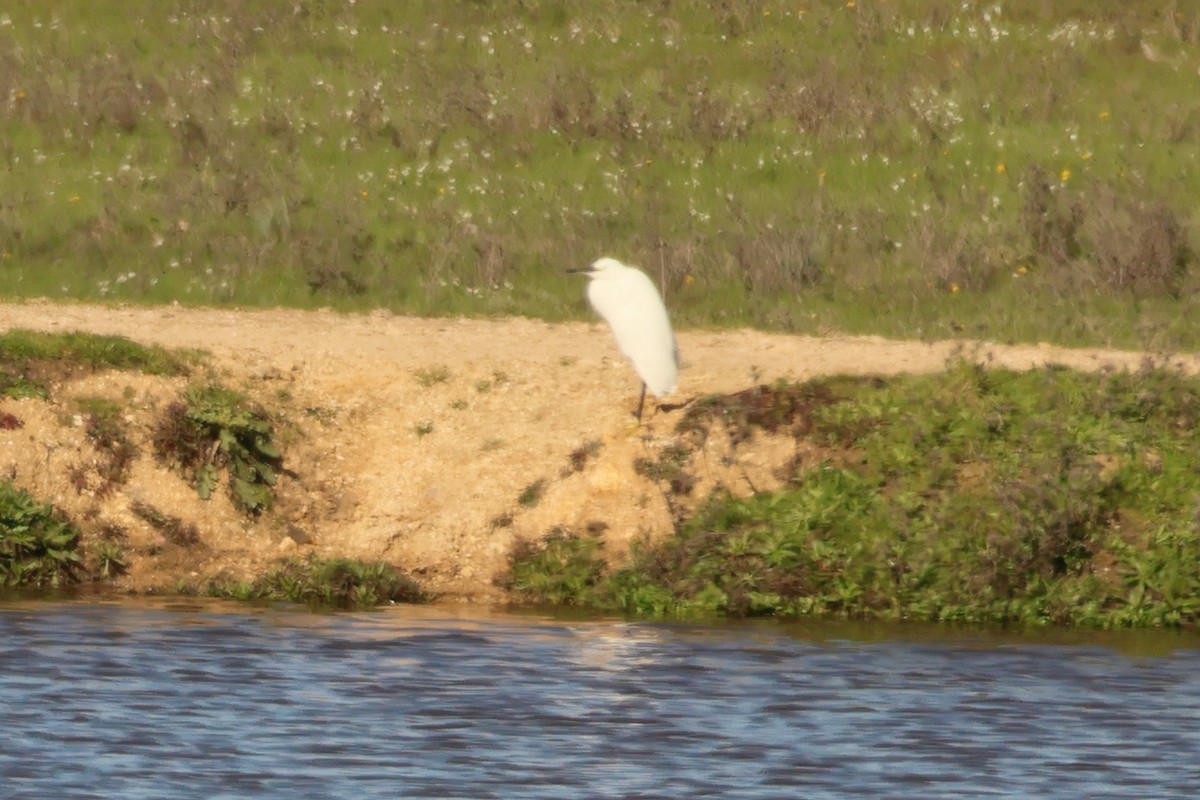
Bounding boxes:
[568,256,678,421]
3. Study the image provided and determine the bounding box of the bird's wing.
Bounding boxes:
[587,271,677,396]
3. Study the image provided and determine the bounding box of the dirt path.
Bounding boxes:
[3,300,1197,602]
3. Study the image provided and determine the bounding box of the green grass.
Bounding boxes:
[0,329,193,398]
[0,329,187,371]
[501,528,607,607]
[504,362,1200,628]
[1,2,1198,347]
[0,480,81,588]
[205,556,428,610]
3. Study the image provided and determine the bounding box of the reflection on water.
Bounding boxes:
[1,598,1198,799]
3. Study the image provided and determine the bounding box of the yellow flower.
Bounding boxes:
[684,274,695,286]
[996,163,1006,174]
[950,283,960,293]
[1098,110,1110,120]
[846,1,855,7]
[14,89,26,101]
[1060,169,1070,182]
[359,189,368,197]
[1080,151,1092,160]
[70,195,81,203]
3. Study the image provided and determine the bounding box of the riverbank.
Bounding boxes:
[3,300,1199,616]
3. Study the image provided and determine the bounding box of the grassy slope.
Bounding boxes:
[505,363,1200,627]
[1,1,1198,347]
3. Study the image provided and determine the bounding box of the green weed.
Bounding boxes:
[91,540,128,580]
[206,555,427,610]
[0,481,81,588]
[151,385,283,514]
[499,528,607,607]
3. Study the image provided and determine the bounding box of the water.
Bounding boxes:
[2,598,1198,799]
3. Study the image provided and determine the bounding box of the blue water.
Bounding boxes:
[1,599,1198,799]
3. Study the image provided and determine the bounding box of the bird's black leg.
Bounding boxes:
[635,382,647,422]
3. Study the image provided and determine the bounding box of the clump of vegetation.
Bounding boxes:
[677,380,851,445]
[633,443,696,496]
[0,330,192,399]
[503,362,1200,628]
[0,481,81,588]
[475,371,510,394]
[517,478,547,508]
[0,329,193,375]
[564,439,603,475]
[1022,169,1193,297]
[75,396,138,495]
[499,528,607,607]
[412,365,451,387]
[91,541,128,580]
[130,500,200,547]
[0,371,42,401]
[87,522,129,581]
[152,385,283,514]
[207,556,427,610]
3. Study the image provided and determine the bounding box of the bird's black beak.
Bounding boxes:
[565,267,587,275]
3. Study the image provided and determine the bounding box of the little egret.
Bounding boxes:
[568,257,678,421]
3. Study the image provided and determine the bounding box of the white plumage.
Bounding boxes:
[569,257,678,418]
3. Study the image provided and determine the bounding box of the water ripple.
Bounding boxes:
[1,601,1198,799]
